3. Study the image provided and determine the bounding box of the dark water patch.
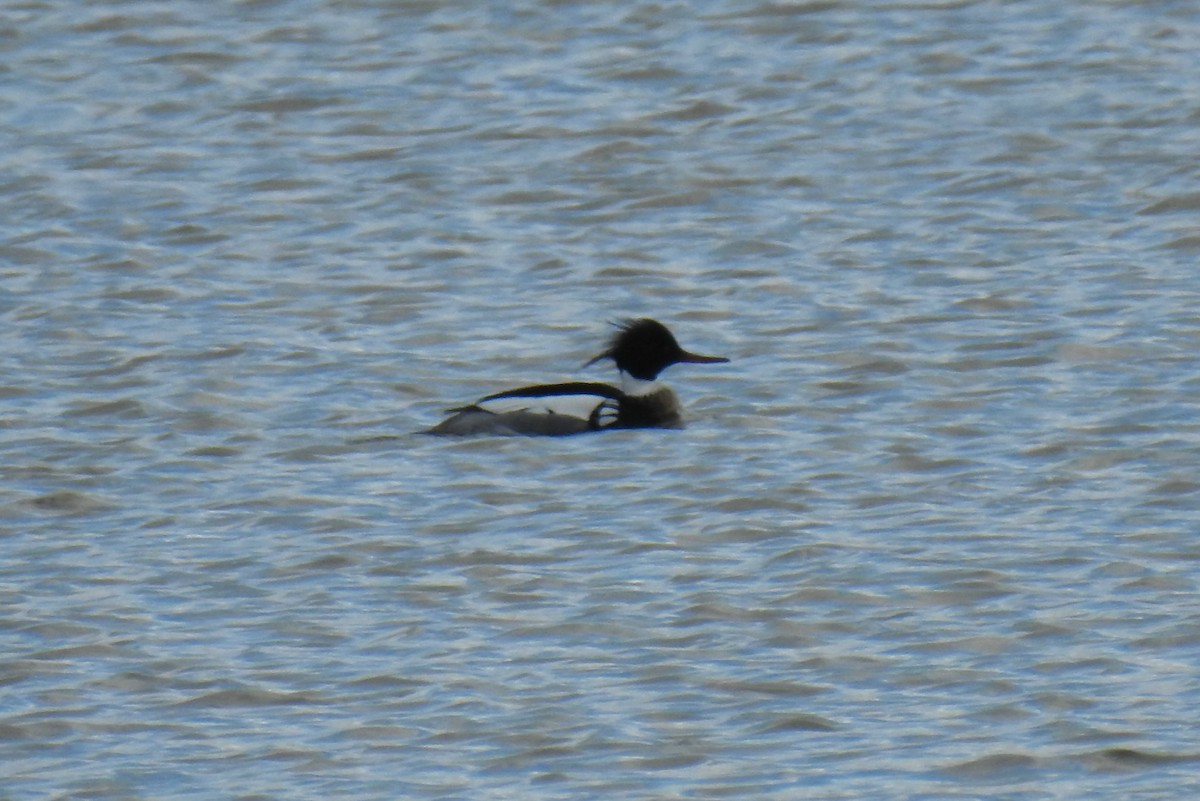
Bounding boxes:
[24,490,115,516]
[144,50,243,67]
[754,712,838,733]
[1157,234,1200,251]
[62,398,147,419]
[171,687,324,709]
[1082,747,1200,771]
[942,751,1040,779]
[233,96,345,114]
[1137,192,1200,215]
[704,678,827,699]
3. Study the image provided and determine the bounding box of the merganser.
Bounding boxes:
[427,318,729,436]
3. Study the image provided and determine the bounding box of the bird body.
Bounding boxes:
[427,319,727,437]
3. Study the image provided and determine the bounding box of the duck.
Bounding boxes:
[426,318,729,436]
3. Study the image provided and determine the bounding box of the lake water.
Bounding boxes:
[3,1,1199,798]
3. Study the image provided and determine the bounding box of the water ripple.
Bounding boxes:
[3,0,1200,799]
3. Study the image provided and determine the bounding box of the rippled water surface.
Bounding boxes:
[4,1,1200,798]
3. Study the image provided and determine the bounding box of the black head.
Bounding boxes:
[584,318,729,381]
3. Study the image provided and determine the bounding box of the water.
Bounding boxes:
[3,1,1200,798]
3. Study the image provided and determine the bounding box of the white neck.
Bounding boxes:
[621,374,664,397]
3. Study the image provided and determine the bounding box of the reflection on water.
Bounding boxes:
[3,1,1200,799]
